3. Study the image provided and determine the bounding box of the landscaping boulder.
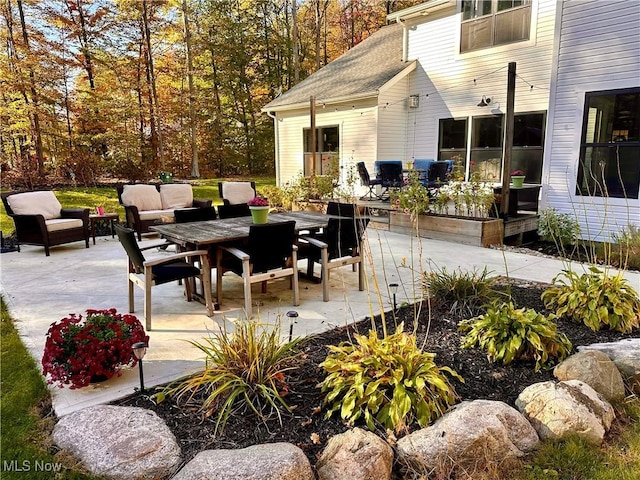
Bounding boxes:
[516,380,615,444]
[396,400,538,473]
[171,443,314,480]
[554,350,625,402]
[579,338,640,392]
[52,405,181,479]
[316,427,393,480]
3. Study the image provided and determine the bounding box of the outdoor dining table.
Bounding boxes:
[150,211,334,309]
[149,210,331,249]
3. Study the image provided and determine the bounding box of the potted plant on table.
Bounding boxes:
[510,169,526,188]
[247,196,270,224]
[42,308,148,389]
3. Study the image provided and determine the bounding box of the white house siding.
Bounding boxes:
[378,74,412,162]
[542,0,640,242]
[403,0,557,166]
[273,98,379,187]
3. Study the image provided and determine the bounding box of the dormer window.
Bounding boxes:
[461,0,531,53]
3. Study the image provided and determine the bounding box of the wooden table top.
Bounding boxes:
[150,210,332,247]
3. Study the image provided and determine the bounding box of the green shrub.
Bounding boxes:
[163,318,301,435]
[538,208,581,247]
[423,265,500,316]
[542,267,640,333]
[319,325,462,433]
[459,302,572,372]
[611,224,640,271]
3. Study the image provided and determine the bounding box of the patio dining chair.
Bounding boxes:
[425,161,450,187]
[378,162,404,200]
[115,225,214,330]
[216,220,299,317]
[300,217,369,301]
[174,206,217,223]
[356,162,383,200]
[217,203,251,219]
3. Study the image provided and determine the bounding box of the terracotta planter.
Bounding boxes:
[389,212,504,247]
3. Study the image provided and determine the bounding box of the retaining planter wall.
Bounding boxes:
[389,212,504,247]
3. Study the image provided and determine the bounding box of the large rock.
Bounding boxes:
[579,338,640,392]
[171,443,314,480]
[554,350,626,402]
[53,405,181,479]
[396,400,538,473]
[316,427,393,480]
[516,380,615,444]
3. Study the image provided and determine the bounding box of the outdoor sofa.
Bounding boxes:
[117,183,212,240]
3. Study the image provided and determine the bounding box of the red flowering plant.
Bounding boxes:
[247,196,269,207]
[42,308,148,389]
[510,169,525,177]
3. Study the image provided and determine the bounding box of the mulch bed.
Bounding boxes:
[114,280,639,473]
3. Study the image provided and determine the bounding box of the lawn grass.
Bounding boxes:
[0,177,276,235]
[0,297,96,479]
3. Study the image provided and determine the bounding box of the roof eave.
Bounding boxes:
[262,92,378,113]
[387,0,455,22]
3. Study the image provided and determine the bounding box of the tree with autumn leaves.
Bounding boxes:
[0,0,420,185]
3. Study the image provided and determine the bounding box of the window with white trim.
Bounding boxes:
[461,0,531,53]
[576,88,640,199]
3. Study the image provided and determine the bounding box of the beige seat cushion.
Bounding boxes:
[160,184,193,210]
[121,185,162,211]
[138,209,175,222]
[8,191,62,220]
[222,182,255,205]
[45,218,84,232]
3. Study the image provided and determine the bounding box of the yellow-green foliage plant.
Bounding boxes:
[162,318,301,435]
[319,324,462,433]
[541,267,640,333]
[459,302,573,372]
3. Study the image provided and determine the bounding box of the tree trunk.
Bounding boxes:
[182,0,199,178]
[16,0,44,175]
[141,0,165,170]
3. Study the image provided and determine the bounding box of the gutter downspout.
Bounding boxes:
[396,17,408,62]
[266,111,280,185]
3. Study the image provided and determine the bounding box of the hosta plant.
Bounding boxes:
[319,324,462,433]
[163,317,301,435]
[541,267,640,333]
[459,302,572,372]
[42,308,148,389]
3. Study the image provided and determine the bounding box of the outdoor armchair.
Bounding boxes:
[114,225,213,331]
[216,220,299,317]
[218,181,257,205]
[1,190,90,256]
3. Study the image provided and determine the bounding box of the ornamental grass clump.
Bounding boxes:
[319,324,462,433]
[42,308,148,389]
[423,265,500,317]
[459,302,572,372]
[164,317,301,435]
[541,267,640,333]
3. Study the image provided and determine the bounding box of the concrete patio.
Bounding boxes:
[2,227,636,417]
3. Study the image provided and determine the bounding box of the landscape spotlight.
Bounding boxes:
[132,342,147,393]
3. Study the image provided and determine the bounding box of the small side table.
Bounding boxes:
[89,213,119,245]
